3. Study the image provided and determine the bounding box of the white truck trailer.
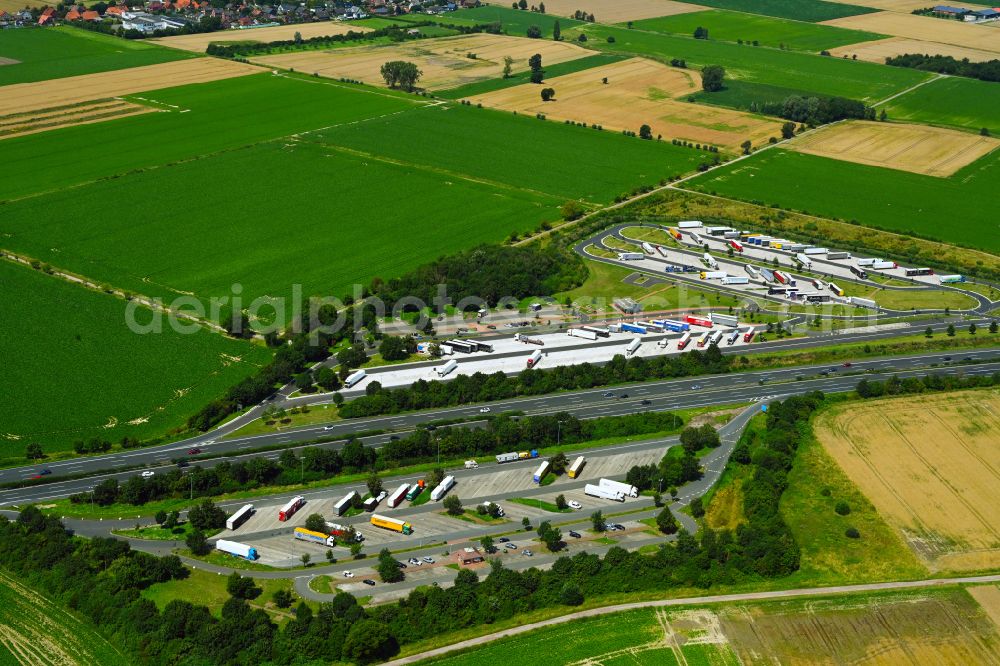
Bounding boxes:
[567,328,598,340]
[599,478,639,498]
[431,475,455,501]
[585,484,625,502]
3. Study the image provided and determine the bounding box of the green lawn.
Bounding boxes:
[0,261,269,454]
[438,53,628,99]
[676,0,877,22]
[631,10,884,52]
[0,25,193,86]
[142,567,303,623]
[449,6,584,33]
[684,148,1000,253]
[881,75,1000,136]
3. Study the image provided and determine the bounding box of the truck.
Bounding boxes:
[324,522,363,542]
[430,475,455,501]
[656,245,669,257]
[514,333,544,346]
[745,264,760,278]
[567,456,586,479]
[850,266,869,280]
[685,315,713,328]
[726,330,740,345]
[567,328,598,340]
[699,271,727,280]
[668,228,683,240]
[653,319,689,333]
[387,483,410,508]
[362,497,378,512]
[226,504,254,531]
[804,247,828,255]
[405,480,425,501]
[811,279,827,290]
[519,450,539,459]
[827,251,851,260]
[447,339,476,354]
[344,369,366,388]
[599,478,639,498]
[709,312,739,328]
[584,484,625,502]
[905,267,933,277]
[829,282,845,297]
[216,539,259,561]
[636,321,663,333]
[759,268,775,283]
[743,327,756,343]
[707,226,731,236]
[806,294,831,303]
[774,271,791,285]
[850,297,877,309]
[526,349,543,368]
[784,243,806,253]
[768,287,789,296]
[857,257,881,267]
[728,240,744,252]
[696,331,711,348]
[678,220,702,229]
[464,460,479,469]
[618,252,644,261]
[495,452,521,464]
[939,274,966,284]
[294,527,336,548]
[795,253,813,269]
[621,323,647,334]
[278,496,304,522]
[333,491,358,517]
[871,261,897,270]
[533,460,550,484]
[676,331,692,350]
[689,232,703,245]
[435,359,458,377]
[370,514,413,535]
[709,330,724,347]
[582,326,611,338]
[703,253,719,269]
[625,338,642,356]
[641,242,655,255]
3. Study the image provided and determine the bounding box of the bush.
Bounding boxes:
[835,501,851,516]
[845,527,860,539]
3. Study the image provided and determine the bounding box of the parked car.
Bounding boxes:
[503,542,517,549]
[407,558,421,566]
[140,471,155,478]
[376,491,388,502]
[187,447,202,455]
[343,571,354,578]
[568,500,582,510]
[422,556,434,563]
[521,549,533,557]
[569,531,581,539]
[363,579,376,586]
[396,561,407,568]
[498,537,510,543]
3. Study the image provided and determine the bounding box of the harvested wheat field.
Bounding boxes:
[253,34,590,90]
[830,36,1000,63]
[152,21,369,53]
[0,58,262,117]
[466,57,783,151]
[814,390,1000,572]
[970,585,1000,631]
[824,11,1000,54]
[0,98,155,140]
[826,0,989,12]
[788,120,1000,176]
[536,0,706,22]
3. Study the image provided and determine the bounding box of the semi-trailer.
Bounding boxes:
[567,328,599,340]
[829,283,845,297]
[723,231,742,239]
[690,233,703,245]
[728,240,744,252]
[768,287,789,296]
[584,484,625,502]
[496,450,537,463]
[795,253,813,269]
[685,315,713,328]
[344,369,366,388]
[774,271,791,285]
[707,226,731,236]
[857,257,881,267]
[760,268,775,283]
[226,504,254,530]
[430,475,455,501]
[804,247,828,255]
[785,243,807,253]
[324,522,363,542]
[709,330,724,346]
[526,349,543,368]
[599,478,639,498]
[806,294,831,303]
[871,261,897,270]
[678,220,702,229]
[722,276,749,285]
[514,333,544,346]
[676,332,692,350]
[696,331,711,347]
[405,480,425,501]
[743,328,756,343]
[636,321,664,332]
[567,456,586,479]
[641,242,655,255]
[334,491,358,517]
[939,274,966,283]
[278,496,304,522]
[709,312,739,327]
[533,460,550,484]
[362,497,378,512]
[435,359,458,377]
[811,279,826,290]
[653,319,689,332]
[669,228,683,240]
[626,338,642,356]
[827,251,851,260]
[387,483,410,508]
[703,253,719,269]
[294,527,336,548]
[700,271,727,280]
[656,245,669,257]
[216,540,259,561]
[447,339,476,353]
[850,297,877,308]
[726,330,740,345]
[618,252,644,261]
[581,326,611,338]
[745,264,760,278]
[621,323,647,334]
[850,266,869,280]
[904,267,933,276]
[370,514,413,535]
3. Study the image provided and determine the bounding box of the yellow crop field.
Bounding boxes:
[252,33,591,90]
[152,21,369,53]
[465,57,783,151]
[535,0,707,22]
[830,36,1000,63]
[788,120,1000,177]
[814,390,1000,572]
[824,11,1000,54]
[825,0,989,12]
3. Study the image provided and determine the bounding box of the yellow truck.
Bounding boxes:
[370,514,413,535]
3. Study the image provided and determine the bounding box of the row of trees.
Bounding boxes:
[756,94,874,126]
[855,371,1000,399]
[625,424,722,494]
[886,53,1000,83]
[206,23,431,58]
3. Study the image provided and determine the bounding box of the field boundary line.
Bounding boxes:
[873,72,945,107]
[382,573,1000,665]
[268,69,434,104]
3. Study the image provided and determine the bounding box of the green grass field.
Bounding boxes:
[439,53,627,99]
[0,25,192,86]
[631,10,884,52]
[881,75,1000,136]
[448,6,583,33]
[0,261,269,453]
[678,0,877,22]
[0,569,128,665]
[684,148,1000,252]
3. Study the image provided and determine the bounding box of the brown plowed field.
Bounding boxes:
[788,120,1000,177]
[830,36,1000,63]
[152,21,369,53]
[252,33,590,90]
[814,391,1000,572]
[535,0,707,22]
[824,11,1000,54]
[0,58,262,117]
[466,57,783,151]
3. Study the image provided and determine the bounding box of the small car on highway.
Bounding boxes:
[140,471,155,478]
[479,407,491,413]
[640,399,652,406]
[362,579,376,586]
[187,447,202,455]
[568,500,582,510]
[321,426,336,431]
[30,469,52,479]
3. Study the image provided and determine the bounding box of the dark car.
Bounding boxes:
[176,460,189,468]
[389,435,400,441]
[569,531,582,538]
[619,393,629,399]
[187,447,202,455]
[363,579,376,586]
[38,469,51,476]
[842,362,852,367]
[396,561,407,568]
[498,537,510,543]
[640,399,651,406]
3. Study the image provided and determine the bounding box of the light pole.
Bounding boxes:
[189,473,193,500]
[557,420,564,447]
[301,457,304,484]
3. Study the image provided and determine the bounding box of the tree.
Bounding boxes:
[377,548,403,583]
[741,139,752,155]
[226,572,261,599]
[273,589,294,608]
[537,520,562,551]
[781,121,796,139]
[366,472,383,498]
[443,493,463,515]
[164,510,180,529]
[701,64,725,92]
[379,335,415,361]
[555,494,568,510]
[429,467,445,487]
[188,499,226,531]
[969,323,977,335]
[502,55,514,78]
[540,86,555,101]
[186,529,210,555]
[693,26,708,39]
[981,127,990,136]
[301,553,311,567]
[481,535,495,553]
[155,510,168,525]
[947,324,956,336]
[561,200,585,220]
[350,541,364,559]
[639,124,653,140]
[550,451,568,474]
[294,371,314,392]
[552,19,560,40]
[845,527,860,539]
[343,619,397,664]
[305,513,327,533]
[991,321,998,334]
[25,443,44,460]
[591,510,606,532]
[539,1,545,11]
[656,505,678,534]
[314,366,340,391]
[925,326,933,337]
[325,549,335,563]
[526,24,541,38]
[522,516,532,530]
[559,581,584,605]
[690,496,705,518]
[835,501,851,515]
[879,109,887,121]
[380,60,422,91]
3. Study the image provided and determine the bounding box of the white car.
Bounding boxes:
[407,558,421,566]
[321,426,336,431]
[479,407,491,413]
[343,571,354,578]
[568,500,582,510]
[422,556,434,563]
[140,471,155,478]
[377,491,388,502]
